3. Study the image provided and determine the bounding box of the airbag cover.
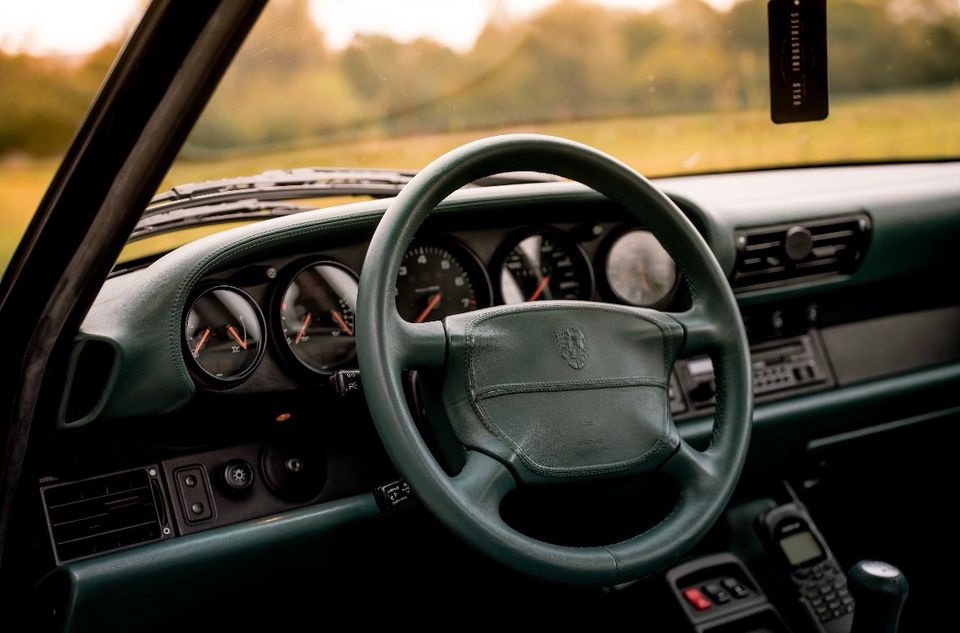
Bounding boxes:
[443,303,681,480]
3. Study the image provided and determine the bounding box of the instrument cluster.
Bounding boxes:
[182,225,678,384]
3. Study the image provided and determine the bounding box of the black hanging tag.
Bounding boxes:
[768,0,829,123]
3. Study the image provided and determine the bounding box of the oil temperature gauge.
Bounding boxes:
[184,286,265,382]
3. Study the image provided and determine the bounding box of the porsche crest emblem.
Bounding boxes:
[555,327,588,370]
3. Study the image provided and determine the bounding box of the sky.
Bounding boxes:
[0,0,737,57]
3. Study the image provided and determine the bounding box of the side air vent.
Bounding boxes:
[57,336,120,428]
[732,214,870,290]
[42,467,171,563]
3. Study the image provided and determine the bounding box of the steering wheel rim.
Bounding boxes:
[356,134,752,585]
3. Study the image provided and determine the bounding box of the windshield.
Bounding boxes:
[178,0,960,179]
[2,0,959,269]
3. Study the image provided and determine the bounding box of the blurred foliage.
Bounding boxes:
[0,43,120,155]
[2,0,959,158]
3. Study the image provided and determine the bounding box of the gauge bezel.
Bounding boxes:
[397,233,494,322]
[272,258,360,377]
[182,284,267,386]
[595,225,681,309]
[490,226,596,305]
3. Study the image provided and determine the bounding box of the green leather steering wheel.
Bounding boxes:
[356,134,752,585]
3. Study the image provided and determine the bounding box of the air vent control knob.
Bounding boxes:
[784,226,813,261]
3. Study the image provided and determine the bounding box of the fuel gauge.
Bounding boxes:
[184,286,265,382]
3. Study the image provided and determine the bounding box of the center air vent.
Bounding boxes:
[42,467,171,563]
[732,214,870,290]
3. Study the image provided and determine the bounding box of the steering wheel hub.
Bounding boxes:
[443,302,682,481]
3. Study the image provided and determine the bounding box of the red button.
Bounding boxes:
[682,587,713,611]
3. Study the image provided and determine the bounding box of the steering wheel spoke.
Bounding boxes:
[666,303,721,358]
[393,318,447,370]
[449,450,517,514]
[660,438,720,492]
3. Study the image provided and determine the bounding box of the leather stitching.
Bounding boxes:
[474,375,667,400]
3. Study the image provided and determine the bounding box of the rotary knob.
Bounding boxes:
[221,459,254,493]
[784,226,813,261]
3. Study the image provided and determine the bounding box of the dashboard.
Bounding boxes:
[33,162,960,581]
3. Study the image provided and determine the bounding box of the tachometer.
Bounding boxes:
[497,230,593,304]
[184,286,265,382]
[395,239,491,322]
[604,230,677,307]
[279,262,358,372]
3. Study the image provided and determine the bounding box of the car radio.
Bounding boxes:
[675,333,833,414]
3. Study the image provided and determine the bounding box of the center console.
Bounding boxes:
[664,491,862,633]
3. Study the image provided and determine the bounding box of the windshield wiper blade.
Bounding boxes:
[132,167,561,245]
[129,199,312,243]
[149,167,418,207]
[146,167,560,216]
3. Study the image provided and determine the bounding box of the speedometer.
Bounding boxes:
[395,238,491,322]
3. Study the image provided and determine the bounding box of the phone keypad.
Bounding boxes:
[794,560,855,623]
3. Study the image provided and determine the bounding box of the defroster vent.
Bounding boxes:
[732,214,870,290]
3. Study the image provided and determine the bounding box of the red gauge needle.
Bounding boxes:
[415,292,442,323]
[330,309,353,336]
[638,265,651,293]
[527,275,551,302]
[192,327,211,356]
[294,313,312,345]
[226,324,248,350]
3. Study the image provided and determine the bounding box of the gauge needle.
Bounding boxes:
[527,275,550,301]
[330,309,353,336]
[192,327,210,356]
[415,292,442,323]
[294,313,312,344]
[226,324,248,350]
[638,266,651,293]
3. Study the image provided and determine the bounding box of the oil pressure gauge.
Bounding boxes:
[184,286,265,382]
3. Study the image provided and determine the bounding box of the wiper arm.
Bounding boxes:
[148,167,418,209]
[129,199,312,243]
[146,167,560,216]
[133,167,560,244]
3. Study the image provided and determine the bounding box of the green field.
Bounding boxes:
[1,88,958,270]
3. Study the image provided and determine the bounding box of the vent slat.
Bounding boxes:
[55,520,158,546]
[744,240,782,252]
[733,215,869,291]
[42,468,166,563]
[811,229,855,241]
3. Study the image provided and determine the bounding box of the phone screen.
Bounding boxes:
[779,530,824,566]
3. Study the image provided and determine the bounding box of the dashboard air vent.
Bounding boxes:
[42,467,170,563]
[732,214,870,290]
